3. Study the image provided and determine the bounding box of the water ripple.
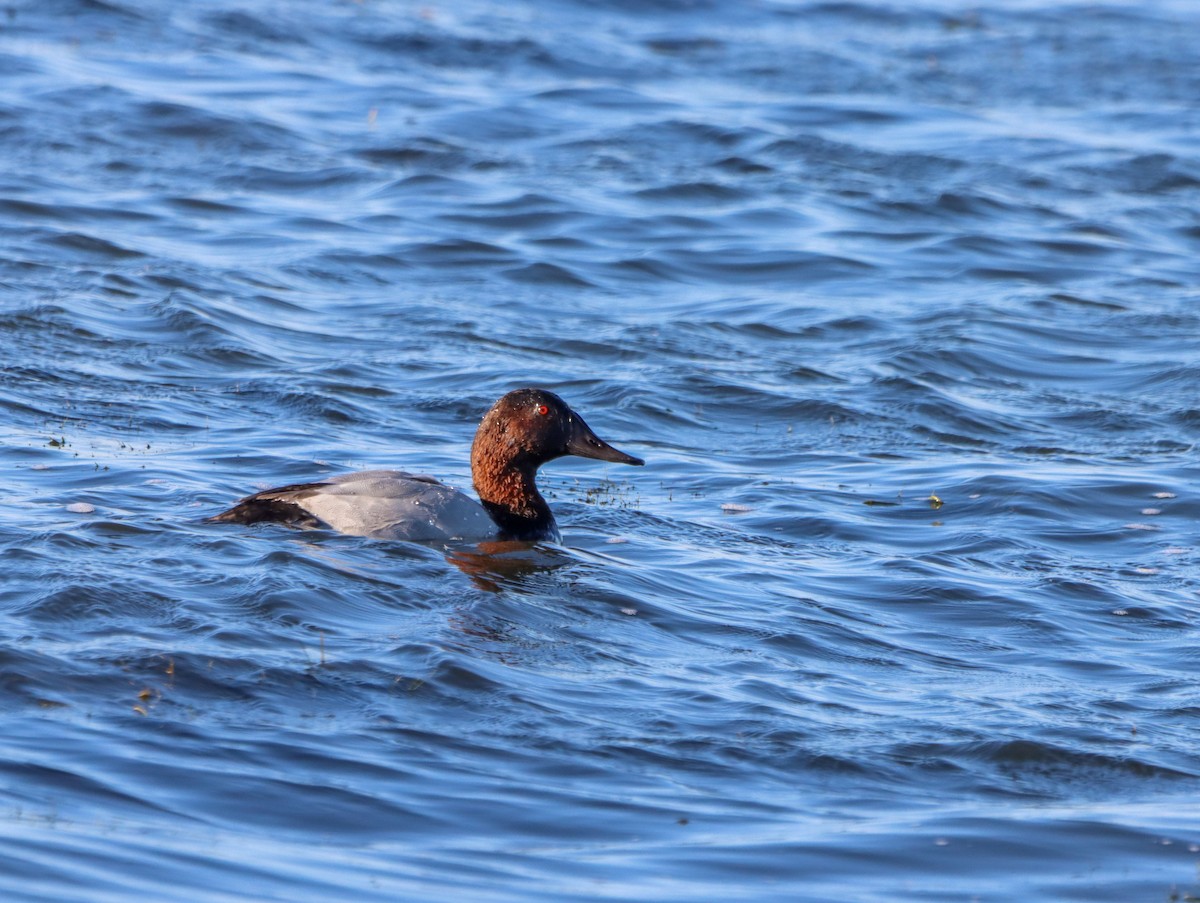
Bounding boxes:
[4,0,1200,900]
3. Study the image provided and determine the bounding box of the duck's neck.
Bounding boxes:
[471,449,558,542]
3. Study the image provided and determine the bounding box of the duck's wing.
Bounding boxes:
[211,470,496,541]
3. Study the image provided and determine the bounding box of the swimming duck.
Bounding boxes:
[210,388,643,542]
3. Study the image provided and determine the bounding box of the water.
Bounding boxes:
[3,0,1200,899]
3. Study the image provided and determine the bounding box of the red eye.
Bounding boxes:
[536,404,550,416]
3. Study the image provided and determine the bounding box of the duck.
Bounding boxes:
[210,388,644,543]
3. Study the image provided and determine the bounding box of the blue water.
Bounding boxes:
[3,1,1200,899]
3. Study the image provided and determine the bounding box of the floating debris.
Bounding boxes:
[720,503,752,514]
[1152,491,1176,499]
[929,493,943,510]
[606,536,629,544]
[66,502,95,514]
[1123,523,1159,531]
[1140,508,1162,516]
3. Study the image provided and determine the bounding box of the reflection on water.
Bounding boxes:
[445,541,574,593]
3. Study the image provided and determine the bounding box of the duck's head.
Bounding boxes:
[473,388,644,470]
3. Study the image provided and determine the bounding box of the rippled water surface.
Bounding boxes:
[4,1,1200,899]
